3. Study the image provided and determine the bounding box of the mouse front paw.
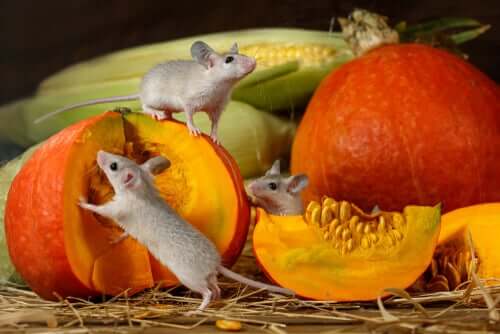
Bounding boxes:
[109,232,129,245]
[78,196,89,207]
[152,111,169,121]
[187,125,202,137]
[210,134,221,145]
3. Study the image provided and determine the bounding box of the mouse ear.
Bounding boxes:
[265,160,281,176]
[121,168,140,188]
[191,41,216,69]
[141,156,171,175]
[230,42,239,54]
[286,174,309,194]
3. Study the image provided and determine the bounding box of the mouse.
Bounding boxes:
[247,160,309,216]
[78,150,293,312]
[34,41,257,144]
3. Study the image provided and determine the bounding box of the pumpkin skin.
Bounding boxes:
[253,199,441,301]
[4,111,250,300]
[291,43,500,213]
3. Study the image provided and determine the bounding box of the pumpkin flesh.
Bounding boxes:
[253,199,441,301]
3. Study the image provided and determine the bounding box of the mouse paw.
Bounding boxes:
[210,134,221,145]
[109,232,129,245]
[78,197,90,208]
[183,310,202,317]
[188,126,201,137]
[152,111,168,121]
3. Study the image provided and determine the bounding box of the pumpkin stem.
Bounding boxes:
[338,9,399,56]
[338,9,491,58]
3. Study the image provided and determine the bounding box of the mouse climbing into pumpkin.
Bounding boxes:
[35,41,257,145]
[247,160,309,216]
[79,151,293,312]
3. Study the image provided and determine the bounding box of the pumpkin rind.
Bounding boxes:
[253,203,441,301]
[291,43,500,212]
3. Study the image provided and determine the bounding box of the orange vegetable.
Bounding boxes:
[291,43,500,213]
[253,197,441,300]
[5,111,250,300]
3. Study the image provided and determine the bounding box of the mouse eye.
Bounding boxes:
[225,56,234,64]
[268,182,277,191]
[109,162,118,171]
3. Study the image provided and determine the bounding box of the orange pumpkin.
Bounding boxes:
[253,197,441,300]
[291,43,500,213]
[5,111,250,300]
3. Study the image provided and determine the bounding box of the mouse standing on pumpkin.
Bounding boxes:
[247,160,309,216]
[79,151,293,312]
[35,41,256,144]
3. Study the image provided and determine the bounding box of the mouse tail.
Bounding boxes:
[33,94,140,124]
[217,265,294,296]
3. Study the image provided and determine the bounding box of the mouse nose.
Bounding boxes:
[247,180,259,193]
[248,57,257,72]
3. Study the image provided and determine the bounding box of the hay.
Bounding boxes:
[0,236,498,333]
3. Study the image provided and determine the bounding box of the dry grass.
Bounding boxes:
[0,231,498,333]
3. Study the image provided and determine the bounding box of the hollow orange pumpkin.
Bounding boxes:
[4,111,250,300]
[291,43,500,213]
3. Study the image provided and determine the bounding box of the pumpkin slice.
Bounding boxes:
[253,197,441,300]
[5,111,250,300]
[413,203,500,292]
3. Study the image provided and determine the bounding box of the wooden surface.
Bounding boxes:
[1,0,499,104]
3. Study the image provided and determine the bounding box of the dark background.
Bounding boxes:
[1,0,499,105]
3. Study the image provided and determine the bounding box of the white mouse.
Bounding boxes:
[247,160,309,216]
[79,151,293,312]
[35,41,256,144]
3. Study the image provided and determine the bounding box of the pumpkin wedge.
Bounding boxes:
[413,203,500,292]
[253,197,441,300]
[5,111,250,300]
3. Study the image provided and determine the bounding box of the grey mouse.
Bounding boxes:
[35,41,256,144]
[79,151,293,312]
[247,160,309,216]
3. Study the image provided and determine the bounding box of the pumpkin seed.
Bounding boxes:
[321,206,333,227]
[215,319,242,331]
[329,219,340,233]
[444,262,461,290]
[377,216,386,232]
[348,216,359,231]
[426,274,449,292]
[361,236,370,249]
[346,239,354,252]
[355,222,364,234]
[322,196,335,208]
[310,206,321,225]
[342,229,351,241]
[330,202,339,218]
[339,201,351,221]
[335,225,344,239]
